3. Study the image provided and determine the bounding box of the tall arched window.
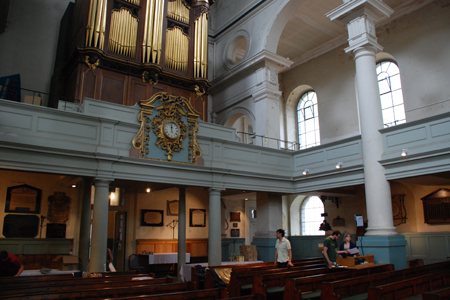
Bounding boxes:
[376,61,406,127]
[301,196,325,236]
[297,91,320,149]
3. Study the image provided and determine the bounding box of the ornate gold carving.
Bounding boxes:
[194,85,205,96]
[142,71,159,84]
[151,104,187,161]
[132,92,202,163]
[85,55,99,72]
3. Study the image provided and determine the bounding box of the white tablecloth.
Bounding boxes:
[20,269,79,276]
[148,253,190,264]
[180,261,263,282]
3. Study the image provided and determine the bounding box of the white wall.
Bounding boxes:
[0,0,73,106]
[280,2,450,145]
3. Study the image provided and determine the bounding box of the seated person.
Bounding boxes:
[0,250,24,277]
[339,233,358,258]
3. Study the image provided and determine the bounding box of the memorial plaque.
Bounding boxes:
[46,223,66,238]
[3,214,39,238]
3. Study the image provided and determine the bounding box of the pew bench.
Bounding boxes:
[423,286,450,300]
[195,257,325,289]
[1,281,193,300]
[2,273,155,291]
[225,294,267,300]
[321,260,450,300]
[228,266,329,298]
[0,276,174,299]
[367,269,450,300]
[101,287,228,300]
[281,264,394,300]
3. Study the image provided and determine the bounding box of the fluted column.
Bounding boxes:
[208,188,222,266]
[89,178,111,272]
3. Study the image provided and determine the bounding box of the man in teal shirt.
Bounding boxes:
[323,230,348,267]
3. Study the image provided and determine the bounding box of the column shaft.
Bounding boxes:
[354,47,396,235]
[208,188,221,266]
[177,187,186,282]
[78,179,92,272]
[89,179,111,272]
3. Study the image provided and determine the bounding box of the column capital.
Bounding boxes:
[252,87,282,103]
[94,178,113,186]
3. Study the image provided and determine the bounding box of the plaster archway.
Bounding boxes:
[264,0,304,53]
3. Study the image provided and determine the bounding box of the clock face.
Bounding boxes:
[163,121,180,139]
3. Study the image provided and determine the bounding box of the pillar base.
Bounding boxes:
[356,235,407,270]
[252,238,278,262]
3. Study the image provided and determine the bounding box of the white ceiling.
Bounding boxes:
[276,0,434,67]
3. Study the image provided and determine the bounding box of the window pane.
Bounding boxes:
[297,91,320,150]
[392,90,404,106]
[394,105,406,121]
[380,93,392,109]
[383,108,395,124]
[378,78,391,94]
[377,61,406,127]
[390,74,402,91]
[301,196,325,236]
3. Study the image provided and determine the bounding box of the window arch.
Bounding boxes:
[376,61,406,127]
[301,196,325,236]
[297,91,320,149]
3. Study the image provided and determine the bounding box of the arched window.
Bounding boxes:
[297,91,320,149]
[301,196,325,236]
[376,61,406,127]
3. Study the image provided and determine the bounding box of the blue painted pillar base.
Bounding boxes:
[356,235,407,270]
[252,238,277,262]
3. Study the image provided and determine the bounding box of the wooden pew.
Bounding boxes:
[423,286,450,300]
[101,287,228,300]
[192,257,325,289]
[281,264,394,300]
[228,266,329,298]
[321,260,450,300]
[1,281,193,300]
[225,294,267,300]
[0,276,173,298]
[204,260,325,289]
[367,269,450,300]
[1,273,158,291]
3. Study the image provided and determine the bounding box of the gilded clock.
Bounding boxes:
[163,121,180,139]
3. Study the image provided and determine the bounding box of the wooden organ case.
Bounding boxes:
[50,0,214,121]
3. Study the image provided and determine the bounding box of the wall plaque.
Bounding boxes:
[3,214,39,238]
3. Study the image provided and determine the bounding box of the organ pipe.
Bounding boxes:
[86,0,107,49]
[108,8,138,58]
[194,12,208,78]
[168,0,190,24]
[165,26,189,73]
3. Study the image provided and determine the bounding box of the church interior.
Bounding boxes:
[0,0,450,289]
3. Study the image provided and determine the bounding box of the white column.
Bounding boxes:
[327,0,396,236]
[177,187,186,282]
[353,46,396,235]
[89,178,111,272]
[208,188,222,266]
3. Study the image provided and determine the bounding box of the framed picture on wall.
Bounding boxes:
[230,212,240,222]
[167,200,179,216]
[5,184,41,214]
[189,209,206,227]
[141,209,164,227]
